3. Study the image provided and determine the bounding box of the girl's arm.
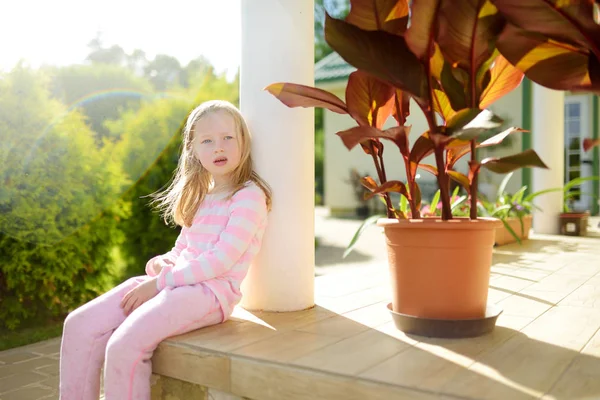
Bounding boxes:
[155,186,267,290]
[145,228,188,277]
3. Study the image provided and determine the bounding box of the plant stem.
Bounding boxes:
[369,142,394,218]
[434,147,452,220]
[470,140,478,220]
[401,156,420,218]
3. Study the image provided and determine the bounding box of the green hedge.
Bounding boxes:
[0,66,130,330]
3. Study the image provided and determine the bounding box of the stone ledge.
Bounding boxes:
[151,324,443,400]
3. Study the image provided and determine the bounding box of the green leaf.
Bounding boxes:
[447,108,504,140]
[399,192,409,213]
[451,195,467,211]
[345,0,409,35]
[430,189,441,214]
[511,186,527,204]
[492,204,512,217]
[501,218,522,244]
[264,82,348,114]
[452,185,460,199]
[343,214,385,259]
[325,13,427,99]
[524,187,562,203]
[564,176,600,191]
[346,70,396,128]
[479,127,527,148]
[497,171,514,198]
[481,149,549,173]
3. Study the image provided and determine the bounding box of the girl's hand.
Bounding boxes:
[148,257,175,276]
[120,278,159,316]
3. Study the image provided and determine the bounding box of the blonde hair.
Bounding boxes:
[150,100,272,228]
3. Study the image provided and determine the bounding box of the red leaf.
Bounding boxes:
[497,24,593,91]
[481,148,549,173]
[493,0,600,55]
[479,55,524,109]
[364,180,409,200]
[409,133,435,175]
[447,144,471,169]
[583,138,600,152]
[405,0,442,61]
[325,13,427,100]
[393,89,411,125]
[264,83,348,114]
[346,0,409,35]
[418,164,438,176]
[337,125,412,151]
[448,170,471,194]
[361,176,379,191]
[346,71,396,128]
[437,0,504,81]
[432,89,457,121]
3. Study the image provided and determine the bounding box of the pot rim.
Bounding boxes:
[560,211,590,217]
[377,216,502,230]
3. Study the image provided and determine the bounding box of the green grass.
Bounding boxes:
[0,317,64,352]
[0,246,127,352]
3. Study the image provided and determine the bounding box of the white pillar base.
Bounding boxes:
[532,84,564,234]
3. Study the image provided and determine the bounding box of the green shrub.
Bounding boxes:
[0,65,129,330]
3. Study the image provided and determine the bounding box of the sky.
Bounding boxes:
[1,0,241,78]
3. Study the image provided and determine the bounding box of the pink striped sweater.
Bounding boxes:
[145,181,268,321]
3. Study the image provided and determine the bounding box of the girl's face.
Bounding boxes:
[191,110,242,186]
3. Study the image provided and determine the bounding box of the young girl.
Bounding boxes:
[59,100,272,400]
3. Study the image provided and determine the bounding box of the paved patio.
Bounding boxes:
[1,212,599,399]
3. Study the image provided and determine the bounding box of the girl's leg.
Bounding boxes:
[59,276,149,400]
[103,283,222,400]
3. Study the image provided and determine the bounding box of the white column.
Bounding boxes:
[532,84,565,234]
[239,0,315,311]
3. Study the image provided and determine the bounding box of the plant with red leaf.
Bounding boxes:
[266,0,600,221]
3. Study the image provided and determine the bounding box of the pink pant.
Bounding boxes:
[59,275,223,400]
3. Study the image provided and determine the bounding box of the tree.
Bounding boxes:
[315,0,350,63]
[144,54,184,91]
[86,32,127,66]
[47,63,153,142]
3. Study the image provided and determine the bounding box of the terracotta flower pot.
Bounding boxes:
[559,211,590,236]
[495,215,533,246]
[377,217,501,320]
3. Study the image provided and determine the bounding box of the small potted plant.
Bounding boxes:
[266,0,600,337]
[535,175,600,237]
[478,172,536,245]
[347,168,371,218]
